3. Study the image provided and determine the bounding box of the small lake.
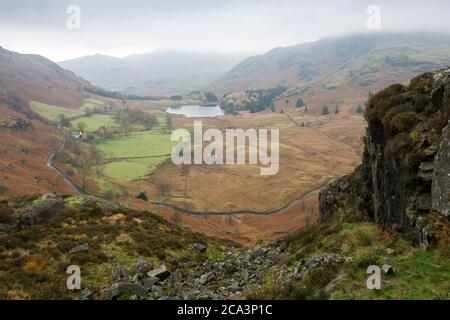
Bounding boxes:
[166,105,224,118]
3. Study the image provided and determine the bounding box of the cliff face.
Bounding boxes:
[432,123,450,217]
[320,69,450,246]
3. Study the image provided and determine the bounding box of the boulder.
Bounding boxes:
[382,264,394,275]
[199,272,213,285]
[69,243,89,254]
[192,243,207,253]
[147,265,171,280]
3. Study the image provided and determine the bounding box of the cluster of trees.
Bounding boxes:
[205,92,218,103]
[222,86,287,114]
[124,108,158,131]
[84,86,161,101]
[10,118,33,132]
[296,98,305,108]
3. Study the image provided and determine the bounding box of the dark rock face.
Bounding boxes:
[432,122,450,217]
[319,69,450,246]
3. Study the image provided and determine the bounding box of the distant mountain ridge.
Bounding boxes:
[206,33,450,113]
[59,50,251,96]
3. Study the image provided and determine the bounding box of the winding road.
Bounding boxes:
[47,152,86,195]
[48,150,330,216]
[151,180,330,217]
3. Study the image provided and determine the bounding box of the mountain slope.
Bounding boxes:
[0,47,91,199]
[0,47,90,108]
[59,50,251,96]
[208,33,450,113]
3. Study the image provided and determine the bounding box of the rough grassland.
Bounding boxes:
[250,215,450,300]
[0,195,232,300]
[30,101,84,121]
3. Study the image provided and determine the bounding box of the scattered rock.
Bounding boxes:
[79,289,92,300]
[112,264,129,281]
[69,243,89,254]
[199,272,213,285]
[382,264,394,275]
[151,285,163,296]
[295,254,345,280]
[134,258,151,275]
[192,243,207,253]
[140,277,159,291]
[147,265,171,280]
[108,282,145,300]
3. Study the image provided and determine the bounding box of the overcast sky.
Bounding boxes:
[1,0,450,61]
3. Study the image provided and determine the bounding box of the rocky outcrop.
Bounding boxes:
[293,254,345,280]
[105,243,292,300]
[432,122,450,217]
[104,242,349,300]
[17,194,65,227]
[320,69,450,246]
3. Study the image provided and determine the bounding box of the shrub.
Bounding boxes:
[296,98,305,108]
[136,192,149,201]
[205,92,218,102]
[356,105,364,113]
[382,105,410,134]
[390,111,420,133]
[0,185,6,195]
[321,105,330,115]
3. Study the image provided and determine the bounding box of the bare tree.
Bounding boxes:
[171,212,182,227]
[157,182,171,196]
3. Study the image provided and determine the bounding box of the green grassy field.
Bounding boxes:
[72,114,118,132]
[82,98,106,110]
[97,121,175,181]
[30,101,84,121]
[98,131,173,159]
[102,157,168,181]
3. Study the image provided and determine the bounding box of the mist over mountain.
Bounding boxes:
[59,50,251,96]
[207,33,450,113]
